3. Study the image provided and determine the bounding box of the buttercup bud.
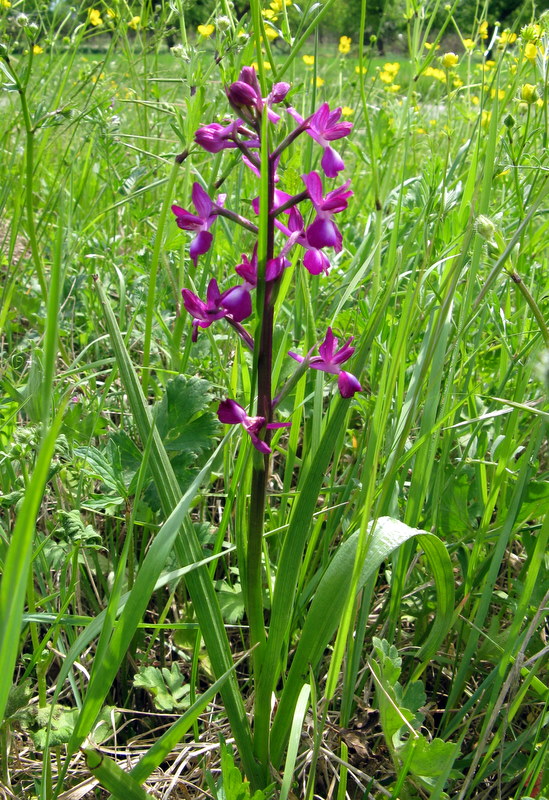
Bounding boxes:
[16,13,29,27]
[216,15,231,32]
[520,83,538,104]
[475,215,497,243]
[441,52,459,68]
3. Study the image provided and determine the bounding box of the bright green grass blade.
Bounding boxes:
[83,748,154,800]
[0,404,65,722]
[280,684,310,800]
[270,517,454,767]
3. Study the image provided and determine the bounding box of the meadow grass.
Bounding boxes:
[0,2,548,799]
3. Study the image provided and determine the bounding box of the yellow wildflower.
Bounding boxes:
[481,110,491,127]
[416,127,426,134]
[250,61,271,70]
[424,41,440,50]
[429,119,437,126]
[453,77,464,87]
[471,95,480,105]
[106,8,116,18]
[270,0,291,9]
[524,42,537,60]
[88,8,103,26]
[537,97,544,108]
[441,52,459,68]
[386,84,400,93]
[1,0,11,7]
[128,15,140,29]
[339,35,352,55]
[341,106,354,116]
[33,44,43,54]
[424,66,446,82]
[264,25,278,40]
[355,65,367,74]
[262,8,277,20]
[302,54,314,66]
[383,62,400,75]
[315,76,324,87]
[379,70,394,84]
[521,83,538,103]
[499,29,517,45]
[463,38,475,50]
[490,88,505,100]
[479,20,488,40]
[197,23,214,37]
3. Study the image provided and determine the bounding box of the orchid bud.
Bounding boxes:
[270,82,291,103]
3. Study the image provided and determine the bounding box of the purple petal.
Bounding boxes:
[338,370,362,398]
[321,145,345,178]
[266,255,289,282]
[205,278,222,308]
[248,430,271,454]
[194,123,237,153]
[318,327,336,362]
[288,350,305,364]
[239,66,261,95]
[172,205,203,231]
[220,285,252,322]
[302,171,324,207]
[227,80,258,107]
[287,106,305,126]
[235,251,257,286]
[217,399,248,425]
[303,248,330,275]
[270,82,291,103]
[266,421,292,429]
[191,183,213,220]
[189,230,213,266]
[332,338,355,365]
[306,217,340,250]
[181,288,206,319]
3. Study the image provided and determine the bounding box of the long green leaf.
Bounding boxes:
[270,517,454,767]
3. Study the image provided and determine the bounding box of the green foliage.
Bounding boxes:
[133,663,191,712]
[214,742,272,800]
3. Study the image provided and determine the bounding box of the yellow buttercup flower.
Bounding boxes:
[383,62,400,75]
[379,70,393,84]
[1,0,12,7]
[264,25,278,40]
[106,8,116,19]
[424,66,446,82]
[524,42,537,60]
[479,20,488,40]
[463,38,475,50]
[471,95,480,105]
[490,88,505,100]
[270,0,291,9]
[197,23,214,37]
[341,106,354,116]
[499,29,517,45]
[33,44,43,54]
[424,41,439,50]
[128,15,140,29]
[88,8,103,26]
[339,35,351,54]
[250,61,271,70]
[453,77,464,87]
[386,84,400,93]
[481,110,491,127]
[441,52,459,68]
[302,54,314,66]
[262,8,277,20]
[355,65,367,74]
[315,76,324,87]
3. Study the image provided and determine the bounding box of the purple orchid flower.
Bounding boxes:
[289,327,362,398]
[235,246,289,287]
[270,201,332,276]
[288,103,353,178]
[172,183,224,267]
[302,171,352,252]
[182,279,252,341]
[227,66,290,124]
[217,398,291,454]
[195,119,261,153]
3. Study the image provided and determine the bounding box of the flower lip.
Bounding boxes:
[289,327,361,397]
[217,398,290,453]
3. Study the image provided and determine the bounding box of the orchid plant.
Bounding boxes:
[171,64,360,781]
